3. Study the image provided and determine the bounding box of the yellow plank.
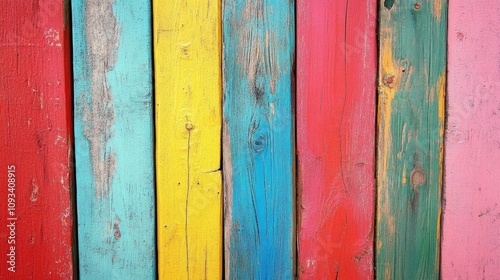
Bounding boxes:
[153,0,222,279]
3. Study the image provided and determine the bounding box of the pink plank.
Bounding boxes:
[442,1,500,278]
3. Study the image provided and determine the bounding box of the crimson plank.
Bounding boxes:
[0,1,74,278]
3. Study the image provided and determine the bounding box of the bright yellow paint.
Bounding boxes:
[433,0,443,21]
[402,165,407,185]
[377,34,397,232]
[437,72,446,243]
[153,0,222,279]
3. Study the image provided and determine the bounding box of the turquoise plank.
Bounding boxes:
[72,0,156,278]
[223,0,296,278]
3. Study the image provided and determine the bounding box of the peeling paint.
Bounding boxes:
[222,121,233,279]
[433,0,442,21]
[83,0,119,198]
[238,1,281,95]
[30,178,39,202]
[44,28,62,47]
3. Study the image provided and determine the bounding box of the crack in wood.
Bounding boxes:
[185,123,192,280]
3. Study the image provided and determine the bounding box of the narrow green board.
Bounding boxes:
[376,0,447,279]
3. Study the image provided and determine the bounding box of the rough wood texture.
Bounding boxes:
[297,1,377,279]
[72,0,156,278]
[442,1,500,278]
[153,0,222,278]
[0,0,74,278]
[376,1,447,279]
[223,0,295,278]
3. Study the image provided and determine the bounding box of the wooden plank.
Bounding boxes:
[442,1,500,278]
[153,0,222,278]
[376,1,447,279]
[223,0,295,278]
[72,1,156,278]
[0,0,74,278]
[297,0,377,278]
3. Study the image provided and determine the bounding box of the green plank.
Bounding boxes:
[376,0,447,279]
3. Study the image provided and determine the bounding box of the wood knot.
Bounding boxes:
[179,42,191,59]
[113,223,121,240]
[250,133,267,153]
[384,0,395,10]
[410,169,426,187]
[413,2,422,10]
[185,122,194,131]
[383,74,395,88]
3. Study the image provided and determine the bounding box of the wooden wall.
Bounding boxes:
[0,0,499,279]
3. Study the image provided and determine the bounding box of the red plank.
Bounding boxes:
[297,1,377,278]
[0,1,74,278]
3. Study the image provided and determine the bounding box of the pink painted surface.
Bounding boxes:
[442,1,500,278]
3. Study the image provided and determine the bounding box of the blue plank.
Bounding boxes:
[223,0,296,278]
[72,0,156,278]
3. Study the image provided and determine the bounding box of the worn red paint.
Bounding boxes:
[297,0,377,278]
[0,1,74,278]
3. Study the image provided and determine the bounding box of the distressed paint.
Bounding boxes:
[0,0,74,278]
[376,0,447,279]
[297,0,377,279]
[72,0,156,278]
[153,0,222,278]
[223,0,295,278]
[442,1,500,278]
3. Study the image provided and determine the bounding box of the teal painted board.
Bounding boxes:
[72,0,156,278]
[223,0,296,278]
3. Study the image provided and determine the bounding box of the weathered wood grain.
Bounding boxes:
[223,0,295,278]
[153,0,222,278]
[72,0,156,278]
[297,0,377,278]
[442,1,500,278]
[0,0,74,278]
[376,1,447,279]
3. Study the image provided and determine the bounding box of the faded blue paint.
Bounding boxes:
[72,0,156,278]
[223,0,295,278]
